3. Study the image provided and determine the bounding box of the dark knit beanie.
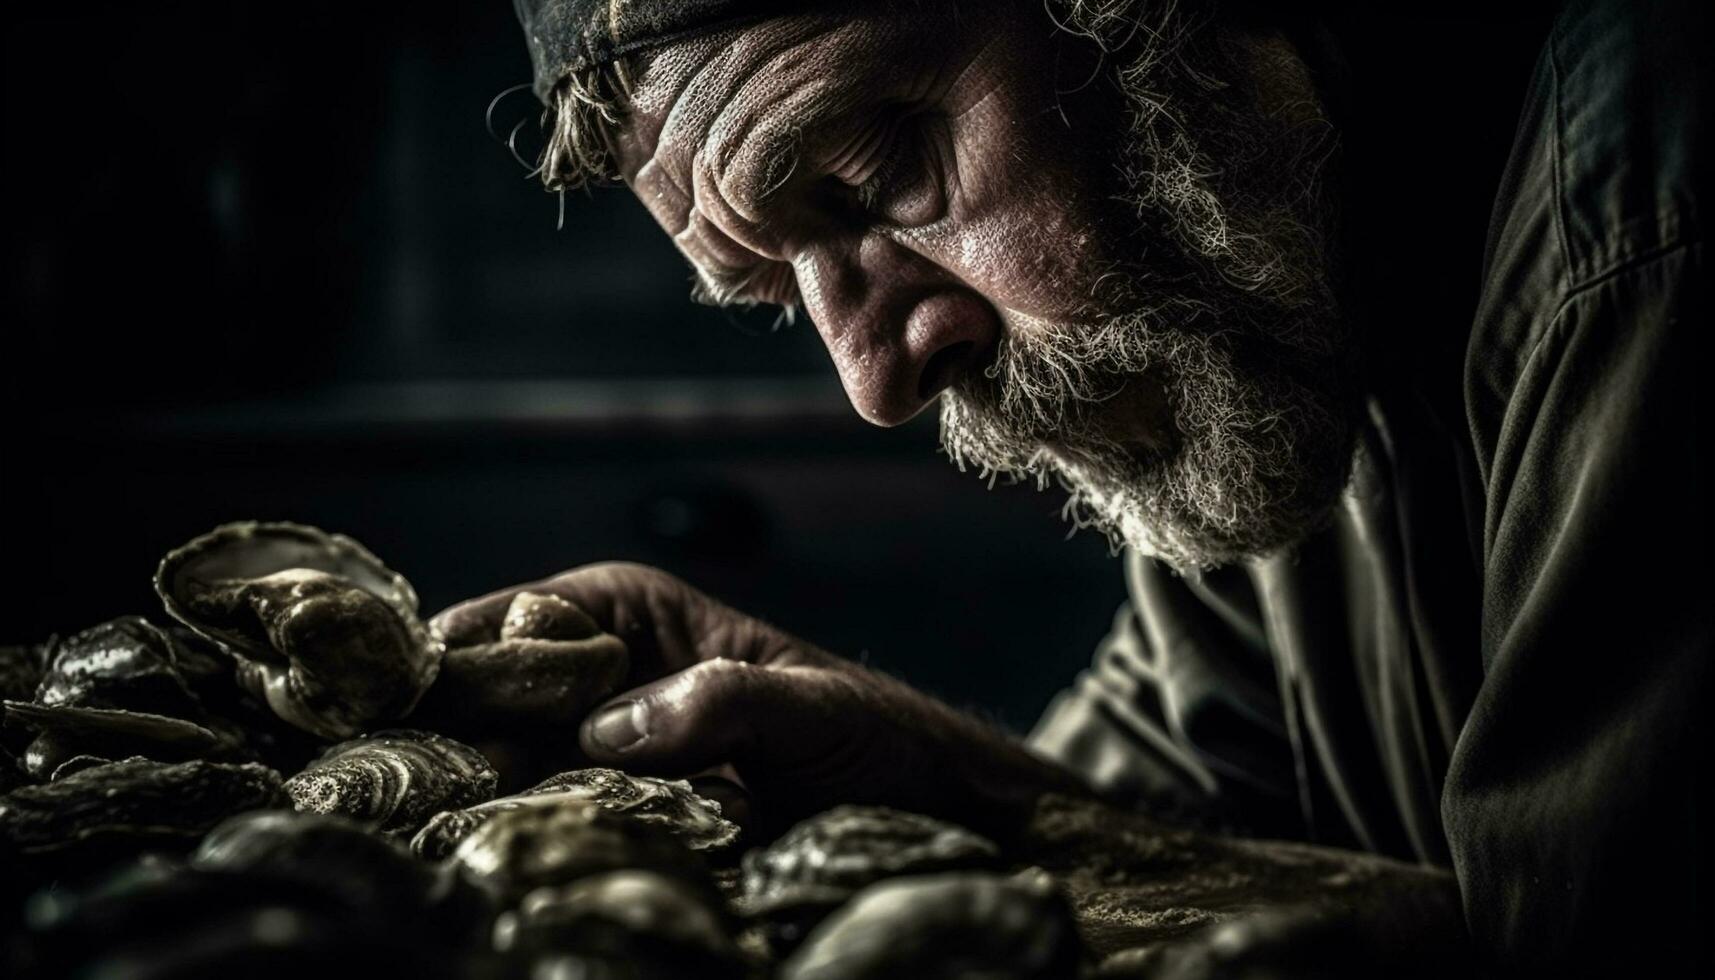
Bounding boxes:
[514,0,800,102]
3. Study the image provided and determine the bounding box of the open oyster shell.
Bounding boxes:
[284,729,498,836]
[779,869,1084,980]
[412,767,738,860]
[155,521,443,739]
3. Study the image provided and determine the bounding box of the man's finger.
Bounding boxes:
[413,634,630,729]
[578,659,857,781]
[428,562,649,644]
[427,584,538,646]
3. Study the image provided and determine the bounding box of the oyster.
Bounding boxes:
[47,753,116,780]
[4,701,227,779]
[413,766,738,860]
[155,521,443,739]
[495,870,745,980]
[159,624,246,710]
[0,756,285,857]
[739,806,1002,947]
[0,616,240,778]
[194,810,478,925]
[284,729,497,836]
[447,799,710,908]
[416,590,627,730]
[33,617,205,715]
[779,870,1085,980]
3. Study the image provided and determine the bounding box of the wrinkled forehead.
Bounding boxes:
[614,10,964,211]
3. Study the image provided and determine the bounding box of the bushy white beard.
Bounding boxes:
[939,3,1357,571]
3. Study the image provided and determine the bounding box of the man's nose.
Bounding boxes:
[794,236,998,427]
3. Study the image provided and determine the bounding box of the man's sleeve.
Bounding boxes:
[1028,554,1303,838]
[1444,241,1710,974]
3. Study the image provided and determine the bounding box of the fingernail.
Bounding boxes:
[586,700,648,752]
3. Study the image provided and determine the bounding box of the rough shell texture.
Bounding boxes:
[779,870,1084,980]
[4,702,226,779]
[155,521,442,739]
[0,757,285,856]
[448,799,710,908]
[284,729,497,836]
[48,754,116,780]
[412,767,737,860]
[418,591,627,730]
[741,806,1002,917]
[495,870,744,979]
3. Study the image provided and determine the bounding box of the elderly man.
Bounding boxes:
[437,0,1708,973]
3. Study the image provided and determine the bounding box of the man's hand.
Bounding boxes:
[428,562,1087,836]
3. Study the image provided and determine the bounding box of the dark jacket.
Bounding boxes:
[1030,0,1709,972]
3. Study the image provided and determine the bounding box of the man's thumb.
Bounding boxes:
[578,658,836,775]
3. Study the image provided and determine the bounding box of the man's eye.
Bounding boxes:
[851,120,946,228]
[853,132,913,211]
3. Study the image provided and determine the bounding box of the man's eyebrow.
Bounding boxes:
[688,260,803,322]
[690,262,776,307]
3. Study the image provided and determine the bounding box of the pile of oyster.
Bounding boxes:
[1,522,1085,978]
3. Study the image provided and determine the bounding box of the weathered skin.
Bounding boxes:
[613,7,1157,434]
[434,4,1468,973]
[416,591,629,733]
[432,3,1317,839]
[432,564,1088,838]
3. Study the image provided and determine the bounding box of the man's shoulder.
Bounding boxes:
[1547,0,1707,283]
[1465,0,1708,485]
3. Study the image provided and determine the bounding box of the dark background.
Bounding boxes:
[0,2,1556,730]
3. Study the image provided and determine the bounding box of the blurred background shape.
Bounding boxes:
[0,0,1124,731]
